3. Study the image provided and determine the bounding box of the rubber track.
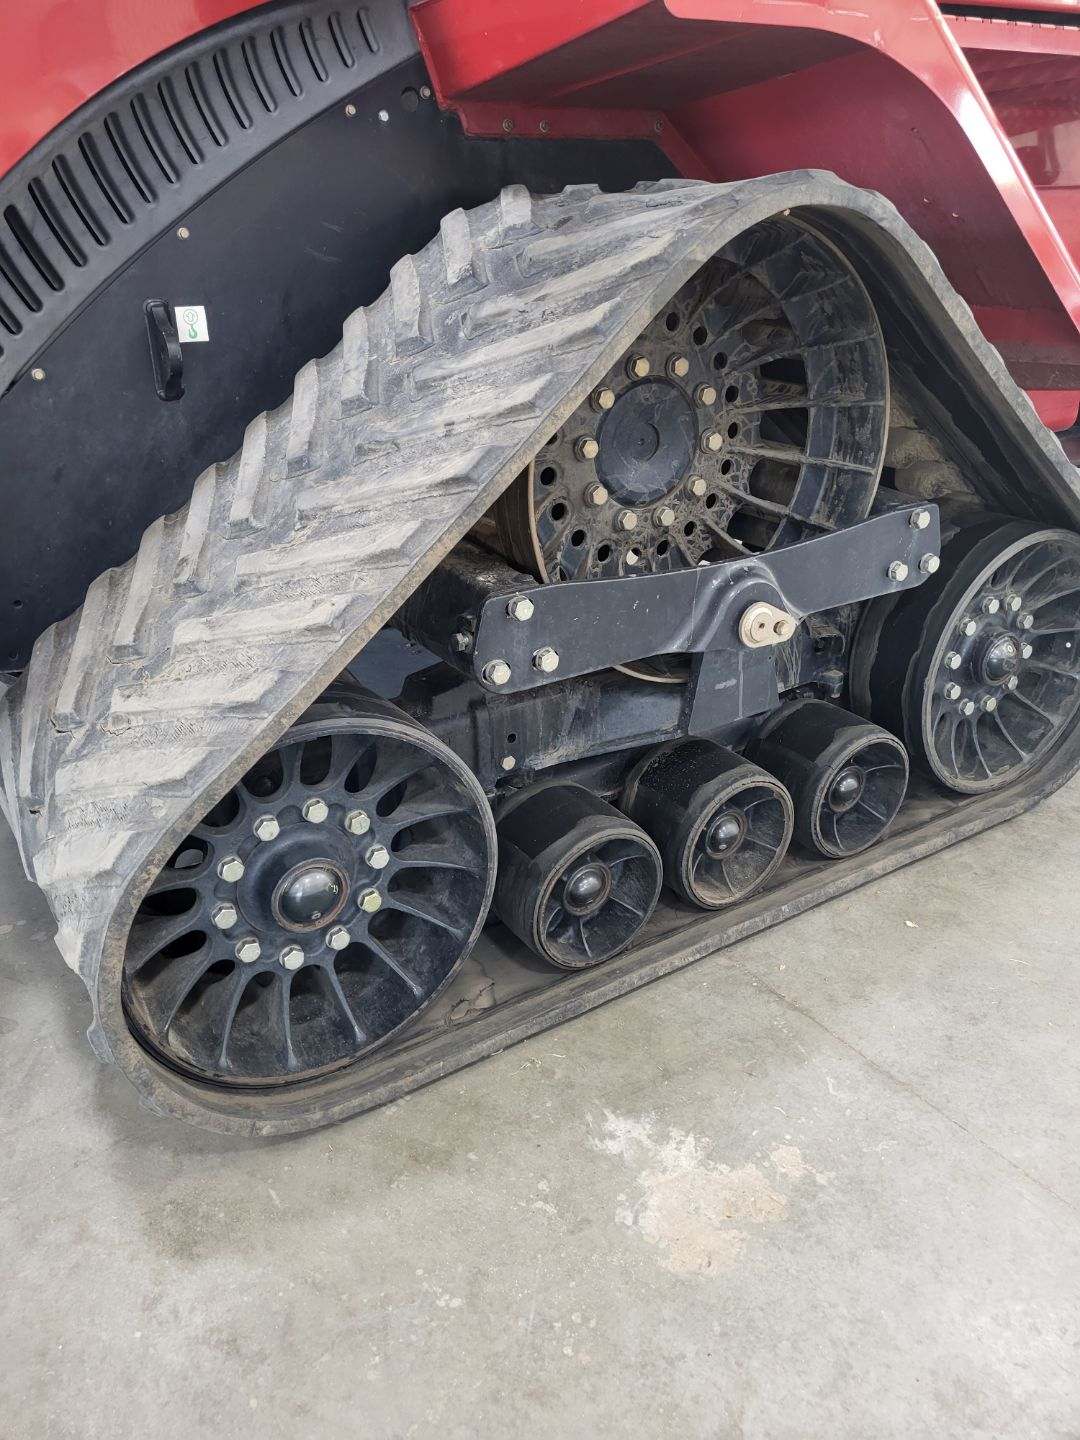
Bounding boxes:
[2,170,1077,1121]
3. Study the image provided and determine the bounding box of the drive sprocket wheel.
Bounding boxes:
[852,521,1080,794]
[122,686,496,1086]
[486,216,888,680]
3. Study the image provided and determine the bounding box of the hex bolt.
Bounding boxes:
[627,355,650,380]
[667,355,690,379]
[1019,612,1035,630]
[944,650,962,670]
[302,797,329,824]
[359,888,382,914]
[981,596,1001,616]
[501,755,517,772]
[695,384,717,406]
[378,109,391,124]
[326,926,351,952]
[617,509,639,532]
[585,482,609,507]
[176,226,191,241]
[235,937,261,964]
[592,387,616,412]
[218,855,245,883]
[533,646,560,674]
[483,659,512,687]
[1006,674,1020,691]
[625,549,640,566]
[980,695,998,713]
[344,808,371,836]
[654,506,676,527]
[212,902,238,930]
[507,595,535,622]
[909,509,932,530]
[420,85,432,99]
[253,814,280,842]
[30,367,46,383]
[959,617,978,637]
[345,103,357,117]
[575,436,600,462]
[280,945,305,971]
[943,682,962,701]
[686,476,707,499]
[1005,593,1022,612]
[366,843,390,870]
[1021,642,1034,659]
[919,554,940,575]
[959,698,976,717]
[887,561,909,583]
[700,430,724,454]
[450,631,472,654]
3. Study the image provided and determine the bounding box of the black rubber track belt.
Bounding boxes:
[2,172,1079,1132]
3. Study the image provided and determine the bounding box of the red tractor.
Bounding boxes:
[1,0,1078,1133]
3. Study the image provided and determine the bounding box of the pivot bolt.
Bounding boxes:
[359,888,382,914]
[302,797,329,824]
[533,646,560,674]
[654,506,676,527]
[575,436,600,462]
[1019,612,1035,630]
[592,387,616,412]
[959,698,976,717]
[1021,642,1034,659]
[909,509,932,530]
[366,843,390,870]
[507,595,535,622]
[944,651,962,670]
[981,596,1001,616]
[960,617,978,637]
[1005,674,1020,691]
[980,694,998,713]
[943,682,962,701]
[695,384,717,406]
[326,926,351,952]
[627,355,650,379]
[585,482,609,507]
[253,814,280,842]
[888,561,909,583]
[773,616,797,642]
[280,945,305,971]
[218,855,245,883]
[212,902,238,930]
[1005,593,1022,612]
[344,808,370,836]
[483,659,512,687]
[700,430,723,454]
[686,476,707,499]
[667,355,690,379]
[235,937,261,964]
[617,509,639,532]
[919,554,940,575]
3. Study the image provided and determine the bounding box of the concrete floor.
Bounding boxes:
[3,785,1080,1440]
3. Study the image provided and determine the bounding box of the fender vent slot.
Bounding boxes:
[185,63,228,147]
[0,295,21,336]
[130,94,180,185]
[328,12,356,68]
[242,36,278,114]
[103,114,156,205]
[271,27,304,98]
[3,206,63,293]
[358,8,380,53]
[0,242,40,313]
[213,50,253,130]
[27,179,86,268]
[51,156,109,246]
[77,135,133,226]
[157,78,204,166]
[300,20,330,82]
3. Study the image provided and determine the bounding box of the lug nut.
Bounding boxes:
[302,797,328,824]
[627,355,650,379]
[592,387,616,411]
[687,476,707,499]
[212,902,238,930]
[625,549,640,566]
[280,945,305,971]
[667,355,690,379]
[943,682,962,701]
[235,937,261,964]
[960,617,978,637]
[888,561,909,582]
[944,651,962,670]
[366,843,390,870]
[1006,674,1019,691]
[585,482,609,507]
[218,855,245,883]
[483,659,512,687]
[253,814,280,842]
[1019,612,1035,630]
[909,509,932,530]
[695,384,717,406]
[326,926,351,952]
[654,505,676,527]
[359,888,382,914]
[959,698,976,717]
[575,436,600,461]
[344,808,370,836]
[1021,642,1034,659]
[980,695,998,713]
[507,595,535,622]
[617,509,639,532]
[1005,593,1022,612]
[533,646,560,674]
[919,554,940,574]
[981,596,1000,616]
[700,430,723,454]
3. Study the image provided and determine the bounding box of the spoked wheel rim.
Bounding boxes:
[683,779,793,907]
[810,736,908,856]
[485,215,888,682]
[122,697,495,1087]
[537,831,661,969]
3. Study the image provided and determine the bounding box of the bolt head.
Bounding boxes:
[176,226,191,241]
[1021,642,1034,659]
[218,855,245,883]
[687,476,707,499]
[1005,593,1022,612]
[654,506,676,527]
[359,888,382,914]
[1019,612,1035,630]
[507,595,535,622]
[235,937,261,964]
[943,682,962,701]
[575,436,600,461]
[501,117,514,132]
[366,843,390,871]
[888,561,910,583]
[960,618,978,637]
[483,659,512,687]
[378,109,391,123]
[450,631,473,654]
[617,509,639,532]
[667,355,690,379]
[695,384,717,406]
[959,698,976,717]
[919,554,940,575]
[212,902,238,930]
[909,509,932,530]
[280,945,305,971]
[584,482,609,507]
[700,430,723,454]
[627,355,650,380]
[1005,674,1019,691]
[981,596,1001,616]
[980,695,998,713]
[593,387,616,412]
[326,925,351,952]
[625,549,640,566]
[345,103,358,117]
[420,86,432,99]
[772,616,797,641]
[253,814,280,842]
[501,755,517,772]
[944,651,962,670]
[302,797,329,824]
[533,646,560,674]
[30,367,46,383]
[344,808,370,836]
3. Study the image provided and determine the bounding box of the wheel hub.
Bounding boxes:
[979,632,1022,685]
[596,380,697,505]
[272,860,349,932]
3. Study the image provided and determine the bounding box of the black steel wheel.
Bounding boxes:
[122,686,496,1085]
[484,215,888,681]
[622,738,794,907]
[852,521,1080,794]
[747,699,908,858]
[493,782,662,969]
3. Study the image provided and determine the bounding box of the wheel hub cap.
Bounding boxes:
[828,765,865,813]
[562,861,612,917]
[705,809,746,858]
[979,632,1021,685]
[597,381,697,505]
[272,861,348,932]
